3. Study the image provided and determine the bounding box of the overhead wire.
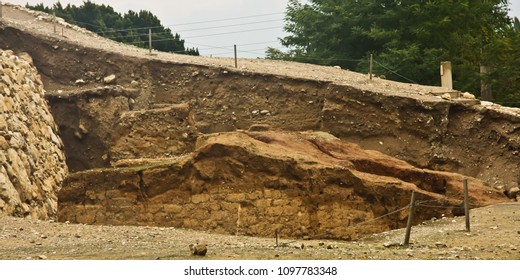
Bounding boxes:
[97,12,284,34]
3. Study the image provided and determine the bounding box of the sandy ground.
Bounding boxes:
[0,203,518,260]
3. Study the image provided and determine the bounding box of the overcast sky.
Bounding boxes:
[5,0,520,58]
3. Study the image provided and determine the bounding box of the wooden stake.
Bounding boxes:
[464,179,470,232]
[404,191,416,246]
[369,54,373,80]
[53,12,57,34]
[234,44,238,68]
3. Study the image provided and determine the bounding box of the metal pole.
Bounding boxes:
[369,54,373,80]
[234,44,238,68]
[464,179,470,232]
[149,29,152,54]
[403,191,416,246]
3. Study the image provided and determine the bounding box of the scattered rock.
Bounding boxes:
[190,243,207,256]
[260,110,270,115]
[435,242,448,248]
[248,124,270,132]
[75,79,86,85]
[103,74,116,84]
[441,93,452,100]
[505,187,519,199]
[383,242,401,248]
[462,92,475,99]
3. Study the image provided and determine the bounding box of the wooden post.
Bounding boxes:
[275,229,279,247]
[234,44,238,68]
[403,191,416,246]
[148,29,152,54]
[369,54,373,80]
[440,61,453,89]
[53,12,57,34]
[464,179,470,232]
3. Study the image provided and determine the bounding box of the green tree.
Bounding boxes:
[482,17,520,104]
[270,0,511,96]
[26,1,199,56]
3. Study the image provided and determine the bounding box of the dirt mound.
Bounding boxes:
[58,131,506,240]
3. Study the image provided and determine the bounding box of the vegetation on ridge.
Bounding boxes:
[268,0,520,105]
[26,0,200,56]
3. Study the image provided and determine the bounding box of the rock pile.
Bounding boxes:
[0,49,68,219]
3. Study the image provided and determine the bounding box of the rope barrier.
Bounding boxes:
[279,204,411,246]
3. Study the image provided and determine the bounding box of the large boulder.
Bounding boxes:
[0,49,68,219]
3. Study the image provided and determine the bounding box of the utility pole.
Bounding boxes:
[148,29,152,54]
[234,44,238,68]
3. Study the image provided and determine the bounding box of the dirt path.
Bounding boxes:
[0,203,518,260]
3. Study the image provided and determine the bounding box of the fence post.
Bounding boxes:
[463,179,470,232]
[148,29,152,54]
[403,191,416,246]
[369,54,373,80]
[234,44,238,68]
[53,12,57,34]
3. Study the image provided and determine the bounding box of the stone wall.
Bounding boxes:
[0,49,68,219]
[58,132,507,240]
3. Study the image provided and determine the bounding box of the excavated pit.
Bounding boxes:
[0,11,516,240]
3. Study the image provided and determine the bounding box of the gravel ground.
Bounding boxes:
[0,203,518,260]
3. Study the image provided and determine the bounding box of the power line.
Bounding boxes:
[373,60,418,84]
[129,26,283,44]
[99,12,284,34]
[102,19,283,40]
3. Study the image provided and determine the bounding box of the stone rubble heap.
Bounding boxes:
[0,49,68,219]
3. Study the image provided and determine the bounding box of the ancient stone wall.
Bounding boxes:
[0,49,68,219]
[58,132,507,240]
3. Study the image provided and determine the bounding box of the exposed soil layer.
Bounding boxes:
[2,18,520,192]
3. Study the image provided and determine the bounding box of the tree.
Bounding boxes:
[270,0,511,96]
[482,17,520,104]
[26,1,199,56]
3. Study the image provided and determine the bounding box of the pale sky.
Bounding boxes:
[5,0,520,58]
